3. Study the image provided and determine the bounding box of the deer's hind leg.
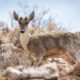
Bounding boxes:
[35,51,46,67]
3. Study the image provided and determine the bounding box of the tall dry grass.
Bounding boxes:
[0,23,72,70]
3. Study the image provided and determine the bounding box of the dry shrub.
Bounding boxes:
[0,25,80,80]
[0,41,31,69]
[0,26,74,70]
[47,23,64,32]
[28,26,45,36]
[0,43,33,69]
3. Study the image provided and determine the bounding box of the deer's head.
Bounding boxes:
[13,11,35,33]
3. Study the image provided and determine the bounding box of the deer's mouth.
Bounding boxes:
[20,30,25,33]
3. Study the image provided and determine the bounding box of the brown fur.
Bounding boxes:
[28,32,80,65]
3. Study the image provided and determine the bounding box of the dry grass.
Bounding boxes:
[0,25,74,70]
[0,26,79,80]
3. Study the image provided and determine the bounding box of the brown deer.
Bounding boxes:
[13,11,80,66]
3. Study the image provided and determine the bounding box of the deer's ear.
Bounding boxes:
[25,17,27,22]
[27,11,35,22]
[13,11,19,21]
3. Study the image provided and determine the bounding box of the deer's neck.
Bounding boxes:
[20,30,30,50]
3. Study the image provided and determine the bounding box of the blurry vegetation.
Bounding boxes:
[0,22,8,31]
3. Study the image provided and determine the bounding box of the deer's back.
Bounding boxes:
[27,32,80,62]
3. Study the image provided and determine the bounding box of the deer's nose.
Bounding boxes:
[21,30,25,33]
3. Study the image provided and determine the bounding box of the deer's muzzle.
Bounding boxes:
[20,30,25,33]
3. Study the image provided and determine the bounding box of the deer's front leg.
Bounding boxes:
[33,52,45,67]
[23,48,31,67]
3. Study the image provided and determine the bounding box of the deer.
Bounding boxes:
[13,11,80,67]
